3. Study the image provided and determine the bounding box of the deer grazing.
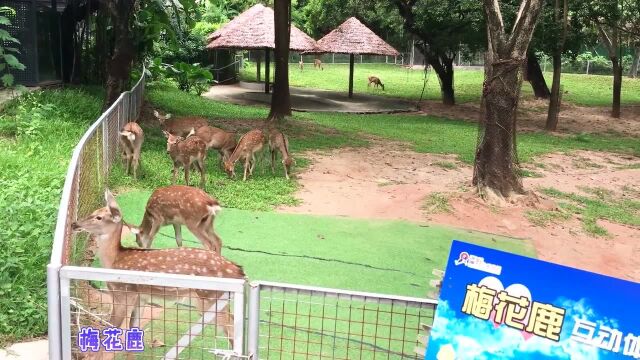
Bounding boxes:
[368,76,385,91]
[130,185,223,252]
[223,129,265,181]
[71,190,244,347]
[119,122,144,179]
[314,58,324,70]
[164,130,207,188]
[268,129,294,180]
[191,125,237,166]
[154,110,208,137]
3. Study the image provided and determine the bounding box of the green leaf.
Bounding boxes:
[0,16,11,25]
[4,54,25,70]
[1,73,14,87]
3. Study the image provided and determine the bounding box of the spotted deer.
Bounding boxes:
[154,110,208,137]
[314,58,324,70]
[71,190,244,347]
[129,185,223,252]
[268,129,294,180]
[164,130,207,188]
[299,57,304,71]
[191,125,237,165]
[367,76,385,91]
[119,122,144,179]
[223,129,265,181]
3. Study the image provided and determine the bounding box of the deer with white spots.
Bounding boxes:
[223,129,265,181]
[164,130,207,188]
[154,109,208,137]
[118,122,144,179]
[190,125,237,166]
[71,190,245,347]
[268,128,294,180]
[130,185,223,252]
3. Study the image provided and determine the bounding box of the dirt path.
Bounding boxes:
[278,143,640,283]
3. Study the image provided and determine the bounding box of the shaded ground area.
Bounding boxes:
[278,143,640,283]
[203,83,416,113]
[420,99,640,136]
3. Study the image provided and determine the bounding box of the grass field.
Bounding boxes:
[240,63,640,106]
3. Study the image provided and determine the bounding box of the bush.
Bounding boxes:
[165,62,213,95]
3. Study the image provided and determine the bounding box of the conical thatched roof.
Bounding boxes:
[206,4,318,52]
[316,17,399,56]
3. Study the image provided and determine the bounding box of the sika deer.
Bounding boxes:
[164,130,207,188]
[154,110,208,137]
[367,76,385,90]
[223,129,265,181]
[71,190,244,347]
[268,129,294,180]
[119,122,144,179]
[314,58,324,70]
[191,125,237,165]
[130,185,223,252]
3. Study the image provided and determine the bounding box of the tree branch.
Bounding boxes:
[483,0,505,55]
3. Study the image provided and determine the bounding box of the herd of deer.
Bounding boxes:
[71,110,298,349]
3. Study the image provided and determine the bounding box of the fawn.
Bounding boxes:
[314,58,324,70]
[223,129,265,181]
[368,76,385,90]
[191,125,237,166]
[119,122,144,179]
[129,185,223,252]
[71,190,244,346]
[268,129,294,180]
[154,110,208,137]
[164,130,207,188]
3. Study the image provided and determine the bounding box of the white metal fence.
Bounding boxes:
[47,66,438,360]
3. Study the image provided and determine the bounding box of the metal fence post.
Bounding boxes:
[247,283,261,359]
[47,264,62,360]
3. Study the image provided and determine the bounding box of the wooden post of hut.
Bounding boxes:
[264,48,271,94]
[349,54,355,98]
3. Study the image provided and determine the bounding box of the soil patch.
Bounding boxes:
[279,143,640,282]
[419,100,640,136]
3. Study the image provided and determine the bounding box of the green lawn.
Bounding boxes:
[240,63,640,106]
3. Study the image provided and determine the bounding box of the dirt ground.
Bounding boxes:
[278,142,640,283]
[420,100,640,137]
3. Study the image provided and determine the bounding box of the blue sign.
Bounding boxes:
[425,240,640,360]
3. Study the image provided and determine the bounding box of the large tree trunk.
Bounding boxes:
[103,0,136,109]
[526,52,550,99]
[268,0,292,121]
[629,46,639,78]
[611,58,622,118]
[473,0,544,200]
[426,53,455,105]
[545,53,562,130]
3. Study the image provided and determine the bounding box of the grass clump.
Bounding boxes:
[540,187,640,236]
[525,210,571,227]
[422,192,452,214]
[0,88,102,345]
[433,161,457,170]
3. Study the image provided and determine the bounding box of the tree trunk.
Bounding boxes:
[545,53,562,130]
[427,54,455,105]
[629,47,639,78]
[474,0,544,199]
[611,58,622,118]
[348,54,355,98]
[526,52,550,99]
[103,0,136,110]
[268,0,291,120]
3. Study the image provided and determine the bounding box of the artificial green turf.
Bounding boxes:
[241,63,640,106]
[115,190,535,297]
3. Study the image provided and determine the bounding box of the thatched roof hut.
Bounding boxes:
[316,17,399,56]
[316,17,399,97]
[207,4,318,51]
[206,4,318,92]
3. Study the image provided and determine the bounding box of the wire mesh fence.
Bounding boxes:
[249,282,437,360]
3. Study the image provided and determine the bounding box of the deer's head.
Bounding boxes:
[223,160,236,178]
[71,190,122,236]
[283,156,295,169]
[163,130,184,153]
[153,110,172,125]
[128,226,148,248]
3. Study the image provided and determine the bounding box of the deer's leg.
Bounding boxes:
[187,216,219,252]
[195,294,235,349]
[271,149,276,173]
[171,163,178,185]
[108,286,133,329]
[197,158,206,189]
[243,157,250,181]
[184,162,191,186]
[128,293,142,329]
[249,153,257,175]
[283,160,290,180]
[144,219,162,248]
[173,224,183,247]
[132,152,140,180]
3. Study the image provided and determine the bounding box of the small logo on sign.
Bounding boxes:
[454,251,502,275]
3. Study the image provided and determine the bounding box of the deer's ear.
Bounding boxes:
[104,190,122,223]
[162,130,170,138]
[187,128,195,137]
[129,227,140,235]
[153,110,160,117]
[165,113,172,119]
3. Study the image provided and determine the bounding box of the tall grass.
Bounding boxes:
[0,88,102,345]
